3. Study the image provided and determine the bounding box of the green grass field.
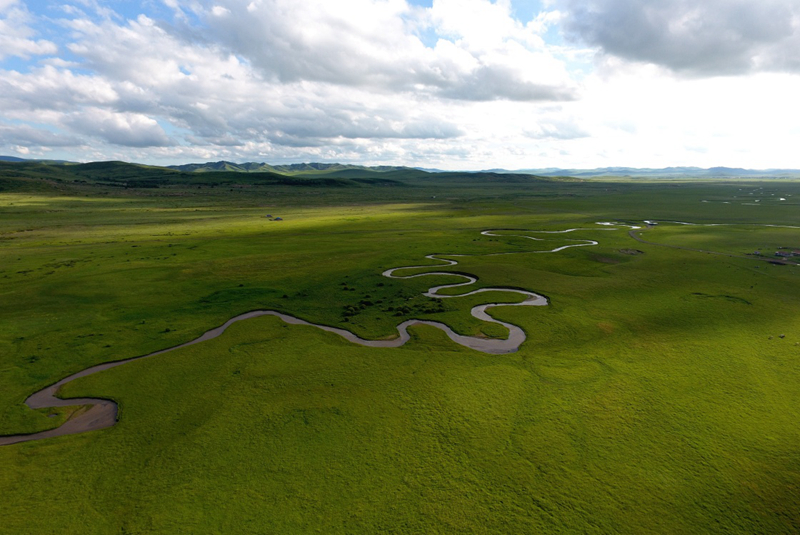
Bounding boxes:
[1,163,799,533]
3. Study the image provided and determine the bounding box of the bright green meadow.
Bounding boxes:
[1,162,799,533]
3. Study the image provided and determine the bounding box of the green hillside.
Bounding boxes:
[167,160,413,176]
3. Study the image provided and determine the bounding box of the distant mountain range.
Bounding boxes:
[4,157,800,178]
[0,155,73,164]
[483,166,800,178]
[170,161,800,178]
[168,161,410,175]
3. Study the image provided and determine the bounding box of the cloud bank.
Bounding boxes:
[1,0,799,168]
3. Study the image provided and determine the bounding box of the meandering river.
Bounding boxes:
[0,226,615,446]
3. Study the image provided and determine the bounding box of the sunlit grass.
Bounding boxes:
[1,172,800,533]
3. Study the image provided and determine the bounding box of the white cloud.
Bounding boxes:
[1,0,800,169]
[524,118,588,140]
[0,121,81,147]
[0,0,58,60]
[62,108,174,147]
[553,66,800,168]
[1,7,476,153]
[169,0,577,101]
[0,66,118,110]
[4,0,579,162]
[558,0,800,75]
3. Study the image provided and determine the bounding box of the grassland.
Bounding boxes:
[1,162,799,533]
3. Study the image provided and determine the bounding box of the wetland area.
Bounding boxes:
[1,161,799,533]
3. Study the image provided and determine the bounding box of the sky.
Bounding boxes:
[1,0,800,169]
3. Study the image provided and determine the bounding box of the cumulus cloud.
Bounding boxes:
[0,8,471,151]
[558,0,800,75]
[0,0,58,60]
[0,121,80,147]
[0,0,582,162]
[62,109,174,147]
[0,66,118,111]
[4,0,799,169]
[169,0,577,102]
